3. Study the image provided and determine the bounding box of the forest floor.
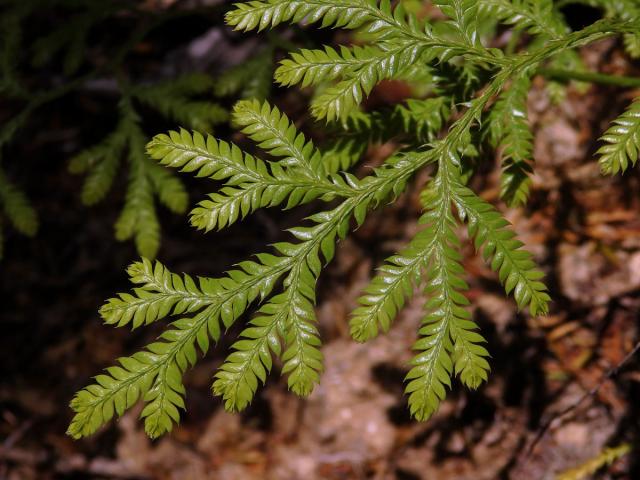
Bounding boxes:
[1,6,640,480]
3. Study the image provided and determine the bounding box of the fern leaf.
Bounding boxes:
[99,259,216,328]
[232,99,325,177]
[487,74,534,206]
[453,183,550,316]
[479,0,567,39]
[212,298,283,411]
[114,141,161,259]
[434,0,480,46]
[350,227,431,342]
[226,0,411,34]
[147,162,189,214]
[133,74,228,132]
[597,97,640,174]
[148,127,354,231]
[405,172,457,421]
[215,48,275,101]
[69,253,290,438]
[0,168,38,237]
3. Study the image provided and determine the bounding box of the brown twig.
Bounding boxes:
[525,340,640,458]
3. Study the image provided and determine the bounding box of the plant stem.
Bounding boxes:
[537,68,640,88]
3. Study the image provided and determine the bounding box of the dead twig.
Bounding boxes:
[525,340,640,458]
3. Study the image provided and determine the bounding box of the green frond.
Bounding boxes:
[405,172,458,421]
[0,167,38,238]
[69,121,129,205]
[147,126,355,232]
[68,253,291,438]
[478,0,567,39]
[487,74,534,206]
[99,258,216,328]
[69,98,188,258]
[350,227,431,342]
[147,129,272,184]
[147,162,189,214]
[133,74,228,132]
[212,298,283,412]
[597,97,640,174]
[215,48,275,101]
[232,99,325,176]
[114,140,161,259]
[453,183,550,316]
[433,0,480,47]
[308,41,429,121]
[68,2,640,440]
[226,0,414,35]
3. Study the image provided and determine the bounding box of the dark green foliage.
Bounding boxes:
[69,76,228,258]
[0,165,38,260]
[68,0,640,439]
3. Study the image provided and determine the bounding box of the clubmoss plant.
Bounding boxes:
[69,0,640,439]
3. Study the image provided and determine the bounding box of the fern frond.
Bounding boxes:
[114,136,161,259]
[68,252,290,438]
[133,74,228,132]
[453,183,550,316]
[405,168,460,420]
[309,41,428,121]
[0,167,38,238]
[479,0,567,39]
[487,74,534,206]
[433,0,480,47]
[69,119,130,205]
[350,227,431,342]
[226,0,414,35]
[147,127,354,231]
[99,259,216,328]
[597,97,640,174]
[69,97,188,258]
[232,99,325,176]
[212,199,367,410]
[212,297,283,411]
[215,48,275,101]
[147,162,189,214]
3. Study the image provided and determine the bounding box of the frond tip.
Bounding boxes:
[597,97,640,174]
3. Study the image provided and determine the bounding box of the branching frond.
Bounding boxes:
[597,97,640,174]
[68,0,640,440]
[406,160,487,421]
[68,252,290,439]
[147,127,355,231]
[114,135,162,259]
